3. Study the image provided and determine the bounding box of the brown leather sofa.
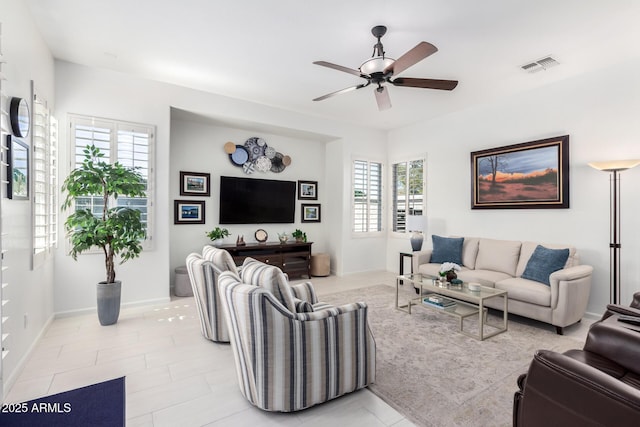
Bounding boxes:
[514,292,640,426]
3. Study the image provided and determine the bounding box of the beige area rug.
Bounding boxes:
[321,284,584,427]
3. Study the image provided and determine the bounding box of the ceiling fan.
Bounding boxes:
[312,25,458,110]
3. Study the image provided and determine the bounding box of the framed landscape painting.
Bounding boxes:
[180,171,210,196]
[174,200,205,224]
[301,204,321,222]
[298,180,318,200]
[8,135,29,200]
[470,135,569,209]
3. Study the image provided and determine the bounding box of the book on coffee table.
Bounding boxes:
[423,295,457,309]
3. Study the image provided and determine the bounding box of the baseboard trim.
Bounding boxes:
[54,297,172,319]
[3,313,55,399]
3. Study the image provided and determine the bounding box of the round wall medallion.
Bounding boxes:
[255,229,268,243]
[10,97,30,137]
[224,141,236,154]
[229,145,249,166]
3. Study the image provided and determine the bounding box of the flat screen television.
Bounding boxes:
[219,176,296,224]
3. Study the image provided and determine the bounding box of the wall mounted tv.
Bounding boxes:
[219,176,296,224]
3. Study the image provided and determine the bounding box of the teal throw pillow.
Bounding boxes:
[521,245,570,286]
[430,235,464,265]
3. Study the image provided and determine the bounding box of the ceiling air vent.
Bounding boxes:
[521,56,559,73]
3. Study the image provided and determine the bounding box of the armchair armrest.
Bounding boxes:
[295,302,367,321]
[603,304,640,320]
[290,281,318,304]
[517,350,640,426]
[583,321,640,374]
[411,249,432,274]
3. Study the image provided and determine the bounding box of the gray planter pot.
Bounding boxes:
[97,280,122,326]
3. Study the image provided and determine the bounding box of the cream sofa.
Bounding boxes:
[412,237,593,334]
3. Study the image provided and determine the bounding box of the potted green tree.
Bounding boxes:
[62,144,147,325]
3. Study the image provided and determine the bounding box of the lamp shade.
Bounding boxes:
[406,215,426,232]
[588,159,640,172]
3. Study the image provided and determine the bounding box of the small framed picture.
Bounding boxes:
[180,171,210,196]
[7,135,29,200]
[174,200,205,224]
[301,204,321,222]
[298,180,318,200]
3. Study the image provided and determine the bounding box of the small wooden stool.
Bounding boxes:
[310,253,330,277]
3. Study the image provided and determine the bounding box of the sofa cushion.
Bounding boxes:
[461,237,480,269]
[521,245,570,286]
[457,269,511,287]
[430,235,464,264]
[516,241,577,277]
[475,238,522,276]
[495,277,551,307]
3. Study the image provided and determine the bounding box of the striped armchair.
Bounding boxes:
[186,250,240,343]
[217,270,376,412]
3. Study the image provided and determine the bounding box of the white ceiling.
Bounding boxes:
[25,0,640,131]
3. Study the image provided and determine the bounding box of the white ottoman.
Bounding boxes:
[174,265,193,297]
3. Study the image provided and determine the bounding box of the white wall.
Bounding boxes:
[54,61,388,314]
[1,0,56,392]
[169,117,330,285]
[387,57,640,316]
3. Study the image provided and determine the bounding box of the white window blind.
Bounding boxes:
[69,115,154,248]
[32,88,57,269]
[353,159,382,233]
[392,159,425,232]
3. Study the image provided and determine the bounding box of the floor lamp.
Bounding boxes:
[588,159,640,304]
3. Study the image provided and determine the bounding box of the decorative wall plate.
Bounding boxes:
[254,156,272,172]
[265,146,276,159]
[270,153,285,173]
[230,145,249,165]
[224,141,236,154]
[255,228,268,243]
[245,137,266,161]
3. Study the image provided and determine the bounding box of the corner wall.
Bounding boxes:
[53,61,388,315]
[387,57,640,315]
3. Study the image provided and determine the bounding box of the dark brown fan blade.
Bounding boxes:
[391,77,458,91]
[313,61,365,77]
[374,86,391,111]
[384,42,438,76]
[313,82,370,102]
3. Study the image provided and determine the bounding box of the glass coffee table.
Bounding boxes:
[396,273,508,341]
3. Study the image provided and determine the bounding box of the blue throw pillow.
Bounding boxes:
[521,245,570,286]
[430,235,464,265]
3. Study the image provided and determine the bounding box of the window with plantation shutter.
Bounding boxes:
[68,115,154,249]
[31,87,57,269]
[392,158,425,232]
[352,159,382,234]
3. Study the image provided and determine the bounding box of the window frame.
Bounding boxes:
[351,157,384,237]
[67,114,155,253]
[389,155,426,238]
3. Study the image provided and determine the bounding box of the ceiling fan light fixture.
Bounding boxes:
[360,56,395,76]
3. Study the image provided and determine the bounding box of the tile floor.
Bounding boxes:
[3,270,593,426]
[4,271,414,426]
